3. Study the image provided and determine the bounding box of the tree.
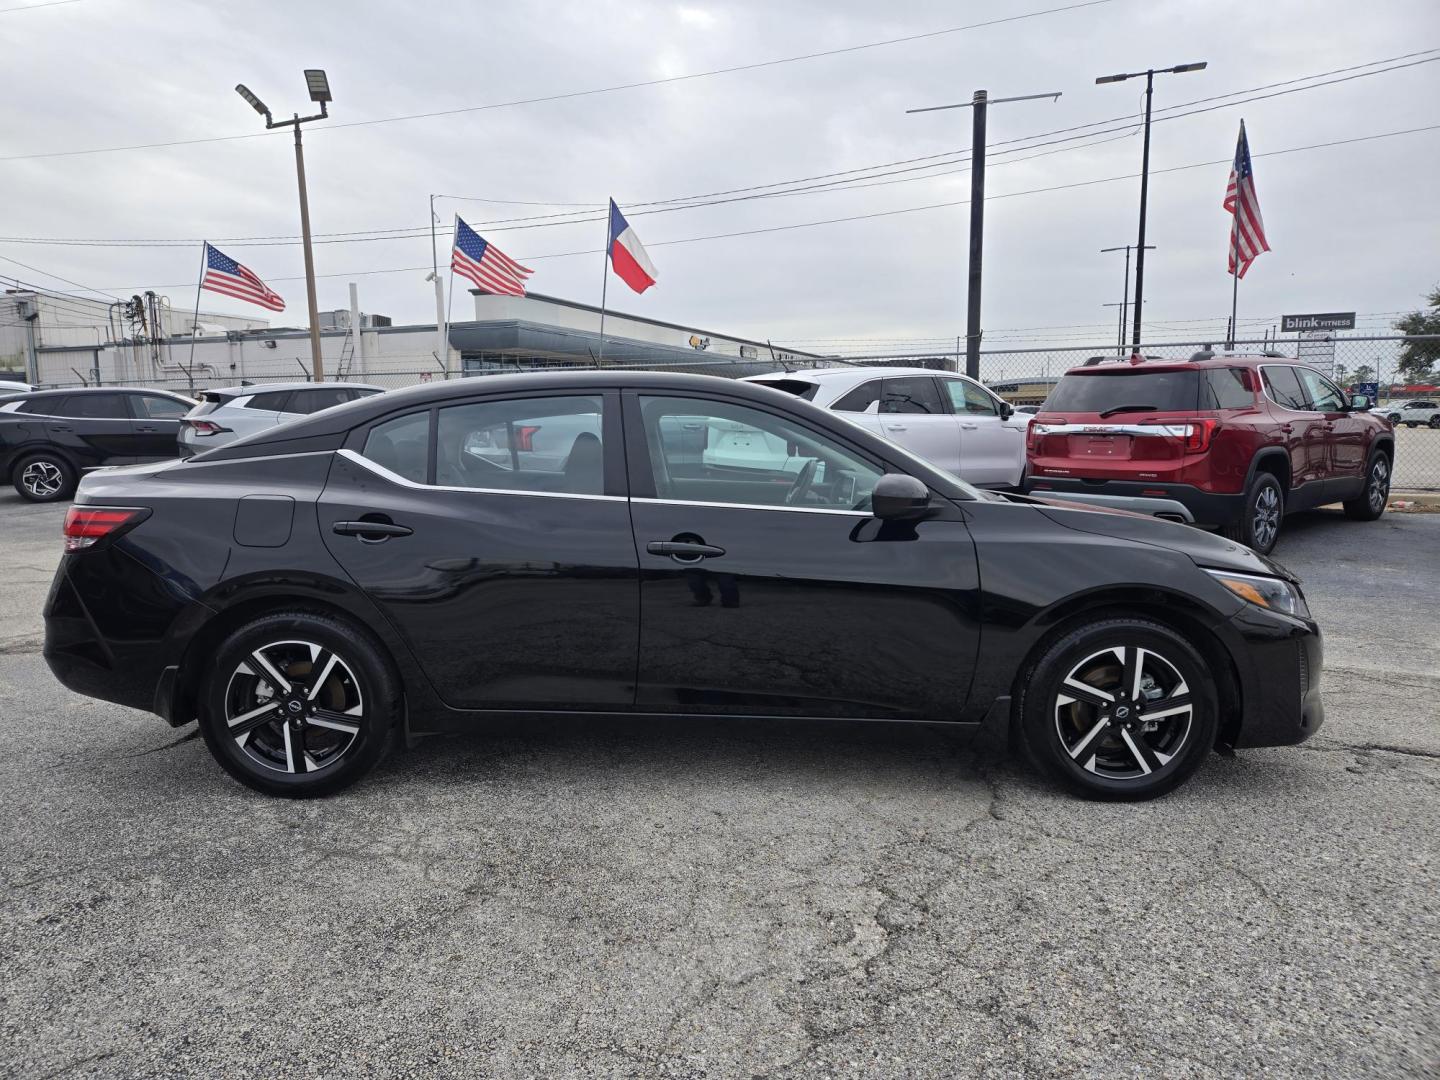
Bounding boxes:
[1352,364,1374,384]
[1394,286,1440,382]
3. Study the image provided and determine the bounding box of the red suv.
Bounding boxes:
[1024,352,1395,554]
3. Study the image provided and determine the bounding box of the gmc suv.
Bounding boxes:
[1024,353,1395,554]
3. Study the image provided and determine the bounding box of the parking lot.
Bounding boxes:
[1,492,1436,1079]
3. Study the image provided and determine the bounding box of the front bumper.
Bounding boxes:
[1025,477,1246,526]
[1223,604,1324,748]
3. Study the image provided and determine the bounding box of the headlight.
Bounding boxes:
[1205,569,1309,618]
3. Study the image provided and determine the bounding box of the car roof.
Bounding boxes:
[747,366,968,382]
[207,381,383,396]
[20,385,193,399]
[1063,352,1296,375]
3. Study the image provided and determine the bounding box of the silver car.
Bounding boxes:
[178,381,383,457]
[743,367,1032,488]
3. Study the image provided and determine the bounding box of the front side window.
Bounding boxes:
[134,394,189,419]
[943,378,999,416]
[437,395,605,495]
[1295,367,1345,413]
[880,377,944,415]
[640,395,883,511]
[363,412,431,483]
[1262,366,1308,411]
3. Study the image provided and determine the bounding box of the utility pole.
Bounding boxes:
[1103,300,1146,354]
[1096,61,1206,355]
[1100,244,1155,354]
[428,194,449,375]
[907,89,1061,380]
[236,70,333,382]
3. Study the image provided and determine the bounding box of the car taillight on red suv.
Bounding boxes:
[63,506,151,552]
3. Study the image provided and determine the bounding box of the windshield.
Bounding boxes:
[1044,370,1202,414]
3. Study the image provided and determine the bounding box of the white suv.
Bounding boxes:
[178,381,383,457]
[743,367,1031,488]
[1380,400,1440,428]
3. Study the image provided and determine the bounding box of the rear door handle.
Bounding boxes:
[959,423,978,430]
[647,540,725,561]
[884,423,908,432]
[333,520,413,540]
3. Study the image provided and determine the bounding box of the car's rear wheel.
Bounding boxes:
[1343,451,1390,521]
[1016,618,1218,800]
[13,452,77,503]
[198,612,399,797]
[1220,472,1283,554]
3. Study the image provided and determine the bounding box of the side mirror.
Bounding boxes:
[998,401,1015,419]
[872,474,931,520]
[1349,394,1371,411]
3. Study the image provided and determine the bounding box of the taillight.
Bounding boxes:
[1183,418,1219,453]
[184,420,229,436]
[63,506,151,552]
[513,424,541,452]
[1026,424,1042,452]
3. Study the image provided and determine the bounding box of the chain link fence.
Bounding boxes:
[25,334,1439,489]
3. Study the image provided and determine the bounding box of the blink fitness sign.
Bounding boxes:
[1281,312,1356,333]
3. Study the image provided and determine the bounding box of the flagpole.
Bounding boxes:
[1227,221,1240,350]
[186,243,206,393]
[597,209,610,366]
[444,214,456,380]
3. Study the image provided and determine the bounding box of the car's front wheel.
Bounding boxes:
[1220,472,1284,554]
[13,452,77,502]
[1016,618,1219,800]
[1429,415,1440,429]
[197,611,400,797]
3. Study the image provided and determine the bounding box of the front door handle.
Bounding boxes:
[137,425,157,432]
[647,540,725,561]
[884,423,908,432]
[959,423,978,430]
[333,520,413,540]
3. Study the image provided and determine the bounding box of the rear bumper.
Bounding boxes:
[1025,478,1245,526]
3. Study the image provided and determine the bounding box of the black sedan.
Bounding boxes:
[43,371,1324,800]
[1,386,194,501]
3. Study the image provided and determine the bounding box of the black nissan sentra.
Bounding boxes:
[43,372,1323,800]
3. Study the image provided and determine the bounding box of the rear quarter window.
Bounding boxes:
[1045,370,1202,414]
[1204,369,1255,409]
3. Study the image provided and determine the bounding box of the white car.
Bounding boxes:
[1378,399,1440,428]
[743,367,1031,488]
[178,381,383,457]
[0,380,34,395]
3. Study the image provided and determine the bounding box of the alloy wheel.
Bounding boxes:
[1053,646,1194,781]
[21,460,63,499]
[1368,457,1390,514]
[1252,485,1281,550]
[223,640,365,775]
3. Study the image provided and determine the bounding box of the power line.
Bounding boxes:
[0,0,1115,163]
[83,123,1439,295]
[0,0,84,12]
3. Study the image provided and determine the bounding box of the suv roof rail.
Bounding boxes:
[1081,353,1169,367]
[1190,349,1216,362]
[1262,350,1288,358]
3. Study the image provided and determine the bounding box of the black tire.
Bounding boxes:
[1016,617,1219,801]
[1405,421,1418,428]
[1219,471,1284,554]
[1386,413,1401,424]
[12,452,77,502]
[1429,415,1440,429]
[198,611,400,797]
[1343,451,1390,521]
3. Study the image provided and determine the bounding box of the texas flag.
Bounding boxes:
[607,199,658,294]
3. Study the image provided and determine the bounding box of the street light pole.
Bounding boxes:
[1096,61,1206,356]
[907,89,1061,380]
[1101,244,1155,354]
[236,70,333,382]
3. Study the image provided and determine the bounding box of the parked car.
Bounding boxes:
[0,380,34,394]
[1025,353,1394,555]
[46,371,1323,802]
[0,386,194,502]
[1378,399,1440,428]
[742,367,1031,488]
[178,381,383,458]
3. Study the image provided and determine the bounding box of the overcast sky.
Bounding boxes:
[4,0,1438,351]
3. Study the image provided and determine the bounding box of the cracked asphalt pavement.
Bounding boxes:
[1,494,1437,1078]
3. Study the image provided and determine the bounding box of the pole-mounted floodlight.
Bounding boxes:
[235,84,271,119]
[1169,62,1208,73]
[304,69,332,104]
[1095,73,1128,85]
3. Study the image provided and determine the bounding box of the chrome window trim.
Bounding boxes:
[336,447,626,502]
[1030,422,1192,438]
[631,496,871,518]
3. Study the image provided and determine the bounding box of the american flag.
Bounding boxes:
[201,243,285,311]
[1224,120,1270,279]
[451,217,532,296]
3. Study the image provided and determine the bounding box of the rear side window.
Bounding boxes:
[134,394,190,419]
[246,390,293,412]
[436,395,605,495]
[832,379,883,412]
[58,393,130,419]
[749,379,820,401]
[15,397,61,415]
[289,387,354,415]
[880,377,944,414]
[1262,366,1308,410]
[1045,370,1202,414]
[363,412,430,483]
[1204,369,1254,409]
